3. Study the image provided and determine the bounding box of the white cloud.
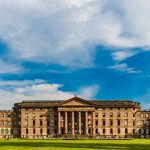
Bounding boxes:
[0,59,21,74]
[0,0,149,68]
[0,79,100,109]
[111,51,137,61]
[109,63,141,74]
[136,88,150,109]
[77,85,100,99]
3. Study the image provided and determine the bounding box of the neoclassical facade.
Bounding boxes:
[0,96,150,138]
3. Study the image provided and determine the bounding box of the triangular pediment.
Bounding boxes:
[60,96,94,106]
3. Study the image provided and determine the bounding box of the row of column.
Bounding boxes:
[58,111,95,135]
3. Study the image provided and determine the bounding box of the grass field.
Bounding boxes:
[0,139,150,150]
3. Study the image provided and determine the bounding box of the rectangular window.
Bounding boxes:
[117,112,120,117]
[133,120,135,126]
[124,120,128,126]
[103,128,105,134]
[33,128,36,134]
[102,112,105,117]
[40,120,43,126]
[124,112,128,117]
[40,113,43,118]
[18,121,21,125]
[141,120,144,126]
[26,128,28,134]
[96,128,98,134]
[25,113,28,118]
[40,128,43,134]
[33,120,35,126]
[118,128,120,134]
[47,113,50,118]
[117,120,120,126]
[141,113,144,118]
[95,113,98,117]
[110,120,113,126]
[47,120,50,126]
[47,128,50,135]
[110,112,113,117]
[25,120,28,126]
[95,120,98,126]
[32,113,35,118]
[125,128,128,134]
[103,120,105,126]
[110,128,113,134]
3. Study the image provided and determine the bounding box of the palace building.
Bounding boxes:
[0,96,150,138]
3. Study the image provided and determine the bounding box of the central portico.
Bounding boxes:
[57,96,95,135]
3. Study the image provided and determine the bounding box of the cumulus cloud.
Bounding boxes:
[109,63,141,74]
[0,79,100,109]
[0,0,150,68]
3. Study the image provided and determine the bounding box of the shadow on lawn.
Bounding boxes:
[0,141,149,150]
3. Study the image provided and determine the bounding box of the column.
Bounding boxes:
[85,111,88,134]
[71,112,74,135]
[78,111,81,134]
[58,111,61,135]
[65,111,68,134]
[92,111,95,135]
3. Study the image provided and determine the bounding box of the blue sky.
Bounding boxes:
[0,0,150,109]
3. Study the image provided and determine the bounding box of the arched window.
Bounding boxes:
[1,129,4,135]
[5,129,9,134]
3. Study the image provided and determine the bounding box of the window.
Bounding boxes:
[6,122,9,126]
[47,113,50,118]
[124,112,128,117]
[26,128,28,134]
[110,128,113,134]
[103,120,105,126]
[33,128,36,134]
[95,113,98,117]
[40,113,43,118]
[18,121,21,125]
[6,114,9,118]
[102,112,105,117]
[1,114,4,118]
[117,120,120,126]
[110,112,113,117]
[141,113,144,118]
[95,120,98,126]
[133,113,135,118]
[47,128,50,135]
[124,120,128,126]
[33,120,35,126]
[96,128,98,134]
[40,120,43,126]
[118,128,120,134]
[117,112,120,117]
[133,129,135,134]
[103,128,105,134]
[40,128,43,134]
[47,120,50,126]
[110,120,113,126]
[141,120,144,126]
[25,113,28,118]
[133,120,135,126]
[32,113,35,118]
[125,128,128,134]
[25,120,28,126]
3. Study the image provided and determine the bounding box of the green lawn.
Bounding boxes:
[0,139,150,150]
